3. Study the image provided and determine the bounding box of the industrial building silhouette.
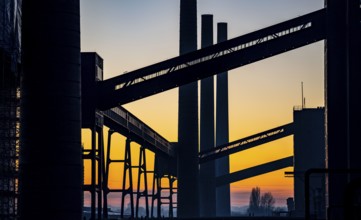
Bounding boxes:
[1,0,361,219]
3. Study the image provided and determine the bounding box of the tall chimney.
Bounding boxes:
[20,1,82,219]
[177,0,200,218]
[216,22,231,217]
[199,14,216,217]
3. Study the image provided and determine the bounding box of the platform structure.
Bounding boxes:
[81,52,177,219]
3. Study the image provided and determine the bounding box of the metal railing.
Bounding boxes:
[106,9,322,92]
[103,106,175,157]
[199,123,294,163]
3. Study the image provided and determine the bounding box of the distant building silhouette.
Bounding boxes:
[293,107,326,218]
[287,197,295,213]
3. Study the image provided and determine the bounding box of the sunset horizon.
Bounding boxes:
[80,1,324,213]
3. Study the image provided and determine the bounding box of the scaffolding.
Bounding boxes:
[0,50,20,219]
[151,156,178,218]
[0,0,22,217]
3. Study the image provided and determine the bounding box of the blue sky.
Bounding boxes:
[80,0,323,78]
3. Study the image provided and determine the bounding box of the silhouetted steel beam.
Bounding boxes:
[102,106,175,157]
[199,123,294,164]
[97,9,326,110]
[216,156,293,187]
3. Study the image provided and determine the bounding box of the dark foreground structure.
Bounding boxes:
[325,1,361,219]
[0,0,21,218]
[8,0,361,219]
[19,1,83,219]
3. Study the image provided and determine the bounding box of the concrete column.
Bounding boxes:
[20,1,82,219]
[177,0,199,218]
[199,14,216,217]
[325,0,361,219]
[216,22,231,217]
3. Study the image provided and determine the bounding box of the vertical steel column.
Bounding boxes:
[96,126,104,220]
[20,1,82,219]
[168,176,177,218]
[90,128,96,219]
[121,138,134,218]
[325,0,361,219]
[177,0,199,218]
[150,156,177,218]
[153,175,162,218]
[216,22,231,217]
[151,157,161,218]
[103,129,114,219]
[153,174,177,218]
[135,146,149,218]
[199,14,216,218]
[83,126,103,220]
[162,175,175,218]
[103,133,137,219]
[168,176,174,218]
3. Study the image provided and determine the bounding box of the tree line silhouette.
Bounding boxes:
[248,186,276,216]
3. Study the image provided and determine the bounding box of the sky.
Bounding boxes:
[80,0,325,210]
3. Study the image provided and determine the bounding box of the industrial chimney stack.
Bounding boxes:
[199,14,216,217]
[216,22,231,217]
[177,0,200,218]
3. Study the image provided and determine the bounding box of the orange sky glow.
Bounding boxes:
[80,0,324,209]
